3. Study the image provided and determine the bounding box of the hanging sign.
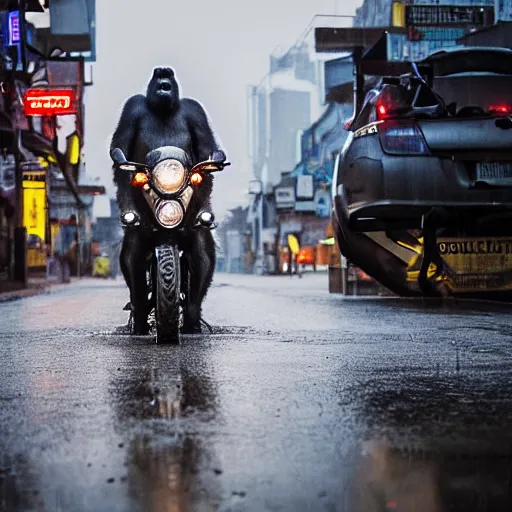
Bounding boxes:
[23,89,76,116]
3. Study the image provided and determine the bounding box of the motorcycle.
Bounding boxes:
[111,146,229,344]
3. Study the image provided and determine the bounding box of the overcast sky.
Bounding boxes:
[84,0,360,220]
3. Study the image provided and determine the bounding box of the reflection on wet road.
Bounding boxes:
[1,275,512,511]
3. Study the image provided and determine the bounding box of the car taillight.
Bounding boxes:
[379,121,430,155]
[377,102,388,119]
[489,104,512,116]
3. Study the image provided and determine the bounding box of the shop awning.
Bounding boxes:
[21,130,54,156]
[51,181,105,196]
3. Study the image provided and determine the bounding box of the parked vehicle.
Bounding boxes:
[332,47,512,299]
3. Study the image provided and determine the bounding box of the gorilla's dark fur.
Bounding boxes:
[110,67,222,334]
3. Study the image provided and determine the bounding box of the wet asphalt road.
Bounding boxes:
[2,274,512,511]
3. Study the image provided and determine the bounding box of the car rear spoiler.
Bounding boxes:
[359,31,432,80]
[316,27,512,119]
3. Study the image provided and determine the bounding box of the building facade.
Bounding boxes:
[0,0,102,285]
[247,44,321,274]
[354,0,505,62]
[247,41,351,274]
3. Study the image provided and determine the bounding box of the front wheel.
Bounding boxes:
[154,244,181,344]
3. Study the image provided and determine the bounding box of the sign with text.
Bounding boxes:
[8,10,20,45]
[23,89,77,117]
[405,5,494,28]
[23,172,46,242]
[275,186,295,209]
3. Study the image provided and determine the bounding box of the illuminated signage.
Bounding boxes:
[23,173,47,243]
[405,5,495,27]
[23,89,76,116]
[8,11,20,45]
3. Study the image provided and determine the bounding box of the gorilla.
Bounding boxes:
[110,67,225,335]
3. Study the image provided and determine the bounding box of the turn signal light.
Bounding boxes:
[190,172,203,186]
[131,172,149,187]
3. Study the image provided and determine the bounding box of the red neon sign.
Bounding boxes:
[23,89,76,116]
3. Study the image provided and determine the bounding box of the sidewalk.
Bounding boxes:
[0,277,69,303]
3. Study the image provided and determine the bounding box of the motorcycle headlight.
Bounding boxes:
[152,159,186,194]
[156,200,183,228]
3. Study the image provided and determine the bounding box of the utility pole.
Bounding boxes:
[12,0,28,285]
[13,129,27,285]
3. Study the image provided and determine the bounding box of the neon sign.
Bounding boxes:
[23,89,77,117]
[8,11,20,45]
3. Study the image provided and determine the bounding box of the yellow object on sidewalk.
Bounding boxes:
[287,234,300,255]
[93,256,111,278]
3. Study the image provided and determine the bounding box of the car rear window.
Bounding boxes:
[433,73,512,112]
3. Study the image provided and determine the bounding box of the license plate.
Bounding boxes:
[476,162,512,185]
[438,237,512,292]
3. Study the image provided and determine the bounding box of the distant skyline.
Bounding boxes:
[84,0,360,220]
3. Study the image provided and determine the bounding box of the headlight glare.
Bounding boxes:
[156,200,183,228]
[152,159,186,194]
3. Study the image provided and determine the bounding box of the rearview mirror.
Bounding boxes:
[111,147,127,165]
[210,150,226,164]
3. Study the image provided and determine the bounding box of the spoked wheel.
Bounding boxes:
[154,244,181,344]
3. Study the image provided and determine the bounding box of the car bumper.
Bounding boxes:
[336,186,512,231]
[337,151,512,231]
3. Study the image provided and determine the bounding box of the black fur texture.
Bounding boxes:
[110,67,223,334]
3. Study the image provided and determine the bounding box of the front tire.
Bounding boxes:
[155,244,181,344]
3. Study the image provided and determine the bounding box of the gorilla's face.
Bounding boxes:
[146,67,180,114]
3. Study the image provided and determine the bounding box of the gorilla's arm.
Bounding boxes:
[110,94,145,162]
[110,95,145,215]
[182,98,221,163]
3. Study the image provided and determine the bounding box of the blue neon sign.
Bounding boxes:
[8,11,20,46]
